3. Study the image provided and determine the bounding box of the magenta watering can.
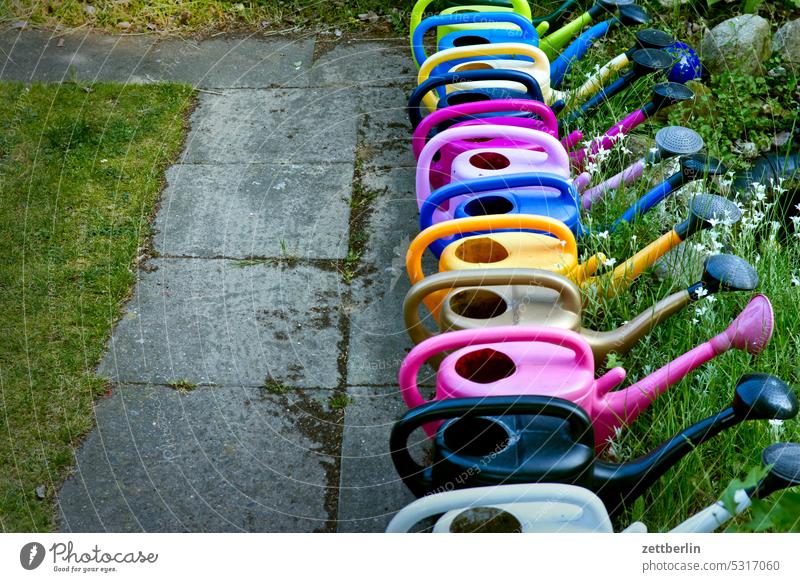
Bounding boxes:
[399,295,774,445]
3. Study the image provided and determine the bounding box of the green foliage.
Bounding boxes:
[669,57,799,167]
[0,82,193,532]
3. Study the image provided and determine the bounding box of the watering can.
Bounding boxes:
[386,441,800,532]
[538,0,637,59]
[570,28,676,104]
[410,0,536,47]
[415,125,571,220]
[550,4,651,88]
[567,82,695,168]
[408,70,546,127]
[390,373,798,506]
[608,154,727,228]
[580,125,705,209]
[416,175,735,259]
[407,194,742,310]
[398,294,774,444]
[416,43,556,109]
[442,0,578,30]
[403,254,759,363]
[410,99,582,192]
[563,48,676,124]
[411,12,541,70]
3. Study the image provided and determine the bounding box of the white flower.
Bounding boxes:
[791,273,800,287]
[602,257,617,267]
[596,230,609,240]
[695,287,708,298]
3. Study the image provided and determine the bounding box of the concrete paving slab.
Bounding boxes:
[98,259,346,388]
[58,384,344,532]
[336,386,415,532]
[0,30,316,87]
[0,29,156,83]
[142,36,316,88]
[345,167,423,387]
[310,40,416,87]
[183,88,359,164]
[356,87,415,170]
[154,162,353,260]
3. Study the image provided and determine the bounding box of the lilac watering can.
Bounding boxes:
[411,99,576,191]
[399,295,773,445]
[416,125,571,224]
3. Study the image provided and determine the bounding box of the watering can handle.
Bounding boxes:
[409,0,533,44]
[412,98,558,159]
[420,172,578,231]
[391,395,593,497]
[403,268,583,345]
[408,70,545,129]
[417,125,570,205]
[406,214,578,285]
[417,43,551,111]
[399,325,594,410]
[411,12,538,68]
[386,483,608,532]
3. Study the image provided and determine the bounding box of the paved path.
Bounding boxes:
[1,28,423,532]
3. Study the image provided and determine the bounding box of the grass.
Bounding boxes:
[1,0,410,34]
[0,81,194,532]
[546,2,800,531]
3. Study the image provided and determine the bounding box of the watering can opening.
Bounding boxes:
[454,237,510,263]
[462,195,515,216]
[469,151,511,170]
[455,348,517,384]
[452,34,491,47]
[449,288,509,319]
[445,92,493,106]
[442,416,513,456]
[449,507,522,533]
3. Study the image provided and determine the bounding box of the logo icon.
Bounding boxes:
[20,542,46,570]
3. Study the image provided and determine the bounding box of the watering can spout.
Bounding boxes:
[710,294,773,355]
[581,290,692,362]
[599,294,774,438]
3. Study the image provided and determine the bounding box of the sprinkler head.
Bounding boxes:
[654,126,704,158]
[650,81,695,109]
[680,153,727,182]
[617,4,651,26]
[675,193,742,239]
[635,28,675,50]
[732,374,799,422]
[758,443,800,497]
[630,48,675,74]
[700,254,759,294]
[617,4,650,26]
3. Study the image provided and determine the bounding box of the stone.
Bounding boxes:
[182,89,358,164]
[97,259,346,389]
[58,385,344,532]
[772,20,800,69]
[701,15,772,76]
[153,162,353,260]
[336,386,416,532]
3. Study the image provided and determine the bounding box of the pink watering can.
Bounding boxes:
[411,99,579,191]
[399,294,773,446]
[416,125,571,225]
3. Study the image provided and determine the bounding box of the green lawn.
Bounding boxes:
[0,82,194,532]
